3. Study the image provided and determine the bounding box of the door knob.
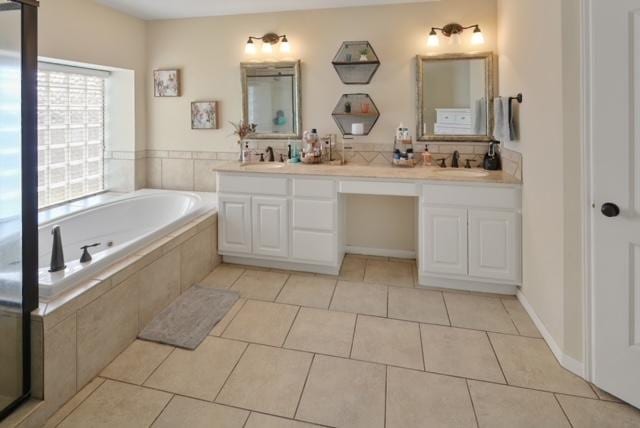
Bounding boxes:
[601,202,620,218]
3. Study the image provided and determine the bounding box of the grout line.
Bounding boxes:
[327,279,338,310]
[53,377,107,428]
[218,298,248,337]
[141,346,176,386]
[418,324,426,371]
[213,341,250,403]
[500,298,521,335]
[486,331,508,385]
[148,393,175,427]
[465,379,481,428]
[293,353,316,420]
[441,291,453,326]
[553,394,575,428]
[272,274,291,303]
[383,365,388,428]
[349,314,359,359]
[281,305,302,347]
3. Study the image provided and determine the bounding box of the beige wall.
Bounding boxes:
[498,0,583,362]
[146,0,497,153]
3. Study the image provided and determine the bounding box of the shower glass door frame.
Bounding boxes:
[0,0,38,421]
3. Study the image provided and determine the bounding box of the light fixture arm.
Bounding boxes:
[247,33,288,45]
[429,23,481,37]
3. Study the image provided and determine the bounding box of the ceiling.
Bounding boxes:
[95,0,436,20]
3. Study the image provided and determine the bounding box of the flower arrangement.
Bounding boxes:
[229,120,257,142]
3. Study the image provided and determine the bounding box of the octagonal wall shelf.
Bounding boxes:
[332,41,380,85]
[332,93,380,136]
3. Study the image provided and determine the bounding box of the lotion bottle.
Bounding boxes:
[422,144,433,166]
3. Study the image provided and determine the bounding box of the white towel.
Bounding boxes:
[473,98,487,135]
[493,97,518,143]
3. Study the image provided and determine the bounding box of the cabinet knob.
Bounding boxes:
[601,202,620,218]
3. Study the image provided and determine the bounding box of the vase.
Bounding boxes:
[359,54,368,61]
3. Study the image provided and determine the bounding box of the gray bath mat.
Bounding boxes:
[139,285,239,350]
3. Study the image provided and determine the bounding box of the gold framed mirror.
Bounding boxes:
[416,52,495,142]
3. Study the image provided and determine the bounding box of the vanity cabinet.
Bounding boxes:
[420,183,522,290]
[252,197,288,258]
[218,194,252,254]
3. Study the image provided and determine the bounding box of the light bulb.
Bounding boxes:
[427,29,439,47]
[471,27,485,45]
[262,42,273,54]
[450,33,461,45]
[280,37,291,53]
[244,39,256,55]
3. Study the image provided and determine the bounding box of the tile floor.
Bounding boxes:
[44,255,640,427]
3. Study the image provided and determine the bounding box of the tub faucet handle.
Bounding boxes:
[80,243,100,263]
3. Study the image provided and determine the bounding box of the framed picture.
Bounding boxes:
[191,101,218,129]
[154,69,180,97]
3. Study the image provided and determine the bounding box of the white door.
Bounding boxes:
[589,0,640,407]
[252,197,289,258]
[218,194,252,254]
[468,209,520,282]
[422,207,468,275]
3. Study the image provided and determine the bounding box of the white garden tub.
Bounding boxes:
[37,189,216,301]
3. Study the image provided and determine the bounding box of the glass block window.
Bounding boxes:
[37,63,108,207]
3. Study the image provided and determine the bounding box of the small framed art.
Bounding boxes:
[154,69,180,97]
[191,101,218,129]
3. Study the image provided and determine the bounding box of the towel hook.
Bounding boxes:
[507,93,523,124]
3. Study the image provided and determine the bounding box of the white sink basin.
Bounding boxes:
[435,169,490,178]
[241,163,285,169]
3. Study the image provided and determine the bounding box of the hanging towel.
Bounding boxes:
[473,97,487,135]
[493,97,518,143]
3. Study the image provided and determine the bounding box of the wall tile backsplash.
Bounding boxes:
[108,141,522,193]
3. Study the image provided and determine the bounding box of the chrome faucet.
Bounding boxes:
[452,150,460,168]
[49,225,66,273]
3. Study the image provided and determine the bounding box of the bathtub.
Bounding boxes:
[37,189,217,301]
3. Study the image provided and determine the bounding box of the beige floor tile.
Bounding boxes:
[200,265,245,289]
[216,344,313,418]
[501,298,542,338]
[209,298,246,336]
[339,255,366,282]
[58,380,171,428]
[101,340,173,385]
[329,281,387,316]
[444,292,518,334]
[244,413,322,428]
[421,324,505,383]
[364,259,414,287]
[386,367,477,428]
[276,275,337,309]
[296,355,386,428]
[351,315,423,370]
[43,377,106,428]
[388,287,449,325]
[284,308,356,357]
[230,270,289,301]
[144,337,246,401]
[468,380,571,428]
[489,333,596,397]
[558,394,640,427]
[152,396,249,428]
[223,300,299,346]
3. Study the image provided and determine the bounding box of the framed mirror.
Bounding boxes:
[240,60,302,139]
[416,52,495,142]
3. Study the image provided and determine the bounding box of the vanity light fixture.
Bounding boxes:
[427,23,485,47]
[244,33,291,55]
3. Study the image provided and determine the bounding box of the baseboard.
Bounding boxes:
[419,274,517,295]
[222,255,340,276]
[517,290,585,377]
[345,246,416,259]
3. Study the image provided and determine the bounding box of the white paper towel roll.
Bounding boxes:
[352,123,364,135]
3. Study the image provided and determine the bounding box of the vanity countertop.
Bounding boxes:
[213,162,521,185]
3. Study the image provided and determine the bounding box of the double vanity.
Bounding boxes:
[215,163,521,295]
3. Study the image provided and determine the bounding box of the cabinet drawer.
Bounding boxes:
[293,178,336,199]
[218,174,288,196]
[422,184,520,210]
[340,180,418,196]
[455,112,472,125]
[292,230,336,264]
[436,111,456,124]
[293,200,335,232]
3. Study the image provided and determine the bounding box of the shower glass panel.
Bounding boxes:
[0,0,38,420]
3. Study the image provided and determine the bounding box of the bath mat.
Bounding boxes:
[138,285,239,350]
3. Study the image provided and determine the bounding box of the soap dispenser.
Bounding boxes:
[483,141,502,171]
[422,144,433,166]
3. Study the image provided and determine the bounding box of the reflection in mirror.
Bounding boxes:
[416,53,494,142]
[241,61,301,139]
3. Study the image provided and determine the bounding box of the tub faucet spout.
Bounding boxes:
[49,225,66,273]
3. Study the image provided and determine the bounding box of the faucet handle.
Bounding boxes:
[80,243,100,263]
[464,159,477,169]
[436,158,447,168]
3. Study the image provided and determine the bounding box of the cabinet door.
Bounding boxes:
[218,194,252,254]
[252,197,289,258]
[468,209,520,282]
[422,207,468,275]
